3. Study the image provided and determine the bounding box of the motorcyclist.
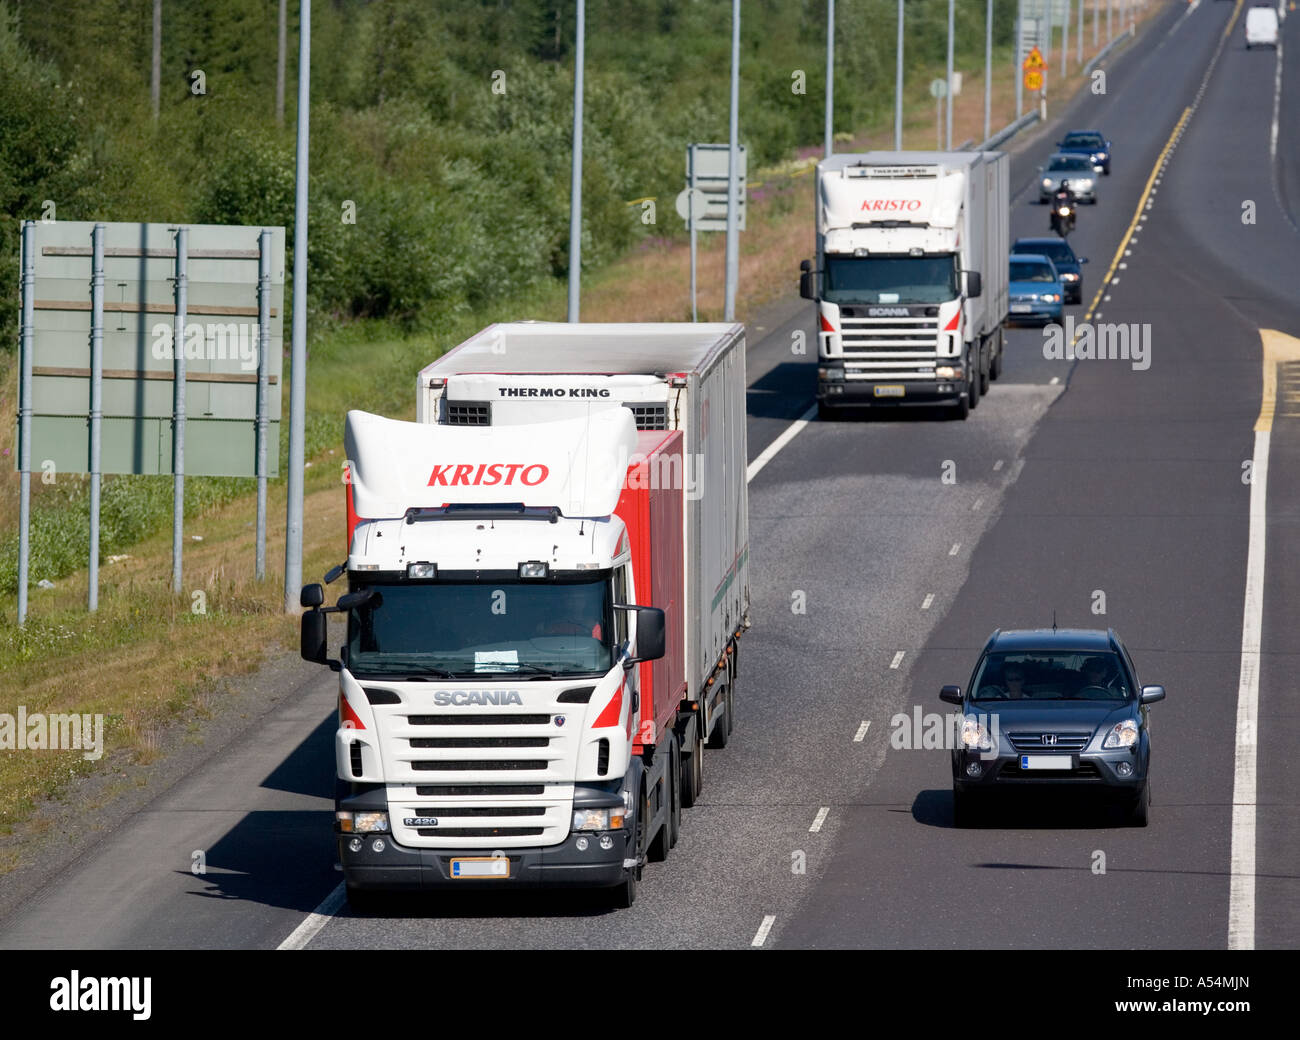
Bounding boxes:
[1050,183,1077,235]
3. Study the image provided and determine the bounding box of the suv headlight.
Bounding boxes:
[573,807,626,832]
[961,717,993,752]
[1102,719,1139,749]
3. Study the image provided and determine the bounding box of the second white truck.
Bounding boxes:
[801,150,1010,419]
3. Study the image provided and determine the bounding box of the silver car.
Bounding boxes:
[1038,154,1098,203]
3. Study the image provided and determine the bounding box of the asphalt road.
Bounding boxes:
[1,0,1296,950]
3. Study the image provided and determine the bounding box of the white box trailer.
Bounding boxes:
[802,151,1010,419]
[416,322,750,748]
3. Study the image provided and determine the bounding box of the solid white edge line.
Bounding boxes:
[1228,429,1267,951]
[1270,38,1282,162]
[747,404,818,483]
[809,807,830,833]
[278,882,347,950]
[751,914,777,947]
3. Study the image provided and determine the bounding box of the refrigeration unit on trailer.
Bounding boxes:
[801,151,1010,419]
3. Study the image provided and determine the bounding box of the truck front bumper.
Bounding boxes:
[338,829,631,891]
[818,377,965,408]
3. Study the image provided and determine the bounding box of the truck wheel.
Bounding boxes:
[816,400,836,421]
[647,743,676,863]
[990,336,1004,380]
[706,681,732,749]
[680,722,703,808]
[345,885,386,915]
[668,734,681,849]
[951,393,971,421]
[979,348,991,396]
[967,347,981,410]
[614,784,648,908]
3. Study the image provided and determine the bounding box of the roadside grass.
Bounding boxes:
[0,10,1152,855]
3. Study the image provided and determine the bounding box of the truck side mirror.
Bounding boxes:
[301,609,328,664]
[617,605,665,664]
[301,583,324,608]
[799,259,816,301]
[965,270,982,298]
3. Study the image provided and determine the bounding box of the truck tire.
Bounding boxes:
[951,393,971,421]
[706,681,732,749]
[680,721,703,808]
[668,734,681,849]
[967,346,981,411]
[816,400,836,421]
[990,333,1004,380]
[614,783,648,908]
[979,343,991,396]
[345,885,386,915]
[647,740,676,863]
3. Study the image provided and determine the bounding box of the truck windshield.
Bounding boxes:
[345,578,615,678]
[823,255,958,304]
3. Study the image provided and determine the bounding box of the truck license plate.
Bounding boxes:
[1010,304,1032,314]
[1020,755,1074,770]
[451,857,510,878]
[873,385,905,398]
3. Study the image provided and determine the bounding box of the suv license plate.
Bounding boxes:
[1020,755,1074,770]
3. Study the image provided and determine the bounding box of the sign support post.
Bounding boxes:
[89,223,105,611]
[172,227,188,595]
[256,229,271,580]
[18,222,35,625]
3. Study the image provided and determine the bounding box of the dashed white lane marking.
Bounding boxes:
[890,651,905,669]
[1049,376,1060,385]
[971,497,984,511]
[747,404,818,483]
[752,915,777,947]
[993,459,1004,471]
[948,542,961,556]
[278,883,346,950]
[921,593,935,610]
[853,721,871,742]
[809,807,830,833]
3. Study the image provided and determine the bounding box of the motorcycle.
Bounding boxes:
[1049,193,1077,237]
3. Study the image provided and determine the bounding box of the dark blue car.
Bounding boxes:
[1056,129,1111,175]
[942,628,1165,827]
[1013,237,1089,304]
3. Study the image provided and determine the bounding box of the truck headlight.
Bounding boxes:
[337,811,390,833]
[818,366,845,382]
[961,717,993,752]
[936,365,962,379]
[573,807,626,831]
[1102,720,1139,749]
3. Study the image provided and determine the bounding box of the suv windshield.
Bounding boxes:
[824,254,959,304]
[1010,260,1056,283]
[971,651,1132,702]
[345,578,615,678]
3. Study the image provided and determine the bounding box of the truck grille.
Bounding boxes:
[408,714,550,726]
[413,806,545,818]
[417,827,544,838]
[830,314,943,380]
[446,401,491,425]
[410,736,550,749]
[416,784,544,797]
[412,759,548,771]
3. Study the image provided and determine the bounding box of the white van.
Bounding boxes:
[1245,5,1280,48]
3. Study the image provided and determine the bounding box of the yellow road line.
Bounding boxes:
[1081,106,1192,324]
[1255,332,1300,433]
